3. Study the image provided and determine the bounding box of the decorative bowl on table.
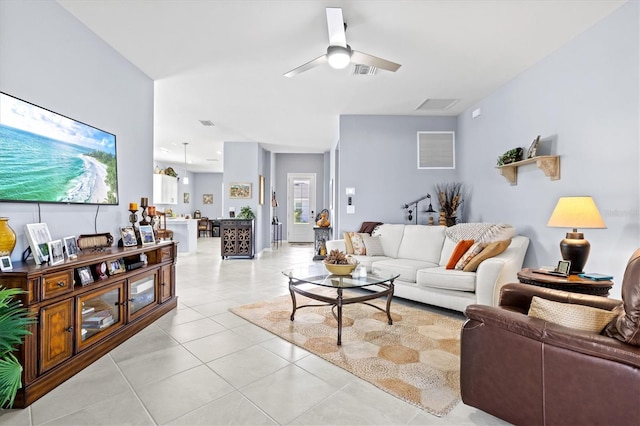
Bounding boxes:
[323,259,359,275]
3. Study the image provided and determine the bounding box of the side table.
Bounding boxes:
[517,268,613,296]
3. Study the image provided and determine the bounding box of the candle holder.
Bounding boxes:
[139,206,150,226]
[128,209,138,228]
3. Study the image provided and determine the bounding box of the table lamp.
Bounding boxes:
[546,196,606,274]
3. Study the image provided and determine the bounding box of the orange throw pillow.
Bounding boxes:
[446,240,475,269]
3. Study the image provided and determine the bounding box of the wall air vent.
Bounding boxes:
[417,131,455,169]
[352,64,377,75]
[415,99,460,111]
[199,120,215,126]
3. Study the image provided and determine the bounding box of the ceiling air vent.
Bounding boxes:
[415,99,460,111]
[199,120,215,126]
[352,64,377,76]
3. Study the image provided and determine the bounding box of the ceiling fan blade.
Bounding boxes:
[326,7,347,47]
[284,54,328,78]
[351,50,401,72]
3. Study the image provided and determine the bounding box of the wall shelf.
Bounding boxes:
[496,155,560,185]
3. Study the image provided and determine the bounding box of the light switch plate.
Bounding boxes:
[346,205,355,214]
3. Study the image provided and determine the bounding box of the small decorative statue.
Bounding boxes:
[316,211,330,227]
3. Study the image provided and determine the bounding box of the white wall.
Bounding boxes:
[456,1,639,298]
[0,0,154,262]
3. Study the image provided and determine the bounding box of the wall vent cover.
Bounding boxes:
[417,131,455,169]
[199,120,215,126]
[416,99,460,111]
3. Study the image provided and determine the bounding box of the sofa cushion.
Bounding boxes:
[416,266,477,292]
[397,225,446,264]
[445,223,516,243]
[351,254,391,271]
[343,232,354,254]
[346,232,367,255]
[371,224,406,258]
[439,237,458,266]
[528,296,618,333]
[463,239,511,272]
[446,240,475,270]
[372,258,438,283]
[362,234,385,256]
[455,242,486,270]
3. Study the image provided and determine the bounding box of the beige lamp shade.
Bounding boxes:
[547,196,606,230]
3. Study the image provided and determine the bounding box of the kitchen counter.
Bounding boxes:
[165,218,197,254]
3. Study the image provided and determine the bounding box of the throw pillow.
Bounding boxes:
[455,242,486,270]
[362,234,384,256]
[463,239,512,272]
[446,240,475,270]
[528,296,619,333]
[348,232,367,255]
[343,232,354,254]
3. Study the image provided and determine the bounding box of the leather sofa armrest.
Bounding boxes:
[499,283,622,314]
[465,303,640,369]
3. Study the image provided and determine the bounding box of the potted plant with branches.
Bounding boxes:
[0,287,34,407]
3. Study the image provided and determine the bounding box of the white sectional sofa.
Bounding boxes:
[325,223,530,312]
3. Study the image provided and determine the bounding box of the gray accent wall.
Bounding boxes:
[274,153,326,241]
[457,1,639,298]
[337,115,458,232]
[0,0,154,261]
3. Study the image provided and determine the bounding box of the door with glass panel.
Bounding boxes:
[287,173,316,243]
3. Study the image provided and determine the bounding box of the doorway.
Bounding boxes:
[287,173,316,243]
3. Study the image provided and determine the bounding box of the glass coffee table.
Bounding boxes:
[282,265,400,345]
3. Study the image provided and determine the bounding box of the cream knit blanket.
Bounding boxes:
[445,223,515,243]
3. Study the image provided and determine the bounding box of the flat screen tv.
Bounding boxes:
[0,92,119,205]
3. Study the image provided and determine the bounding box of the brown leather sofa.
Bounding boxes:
[460,250,640,425]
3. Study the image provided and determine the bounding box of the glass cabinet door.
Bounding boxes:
[128,270,158,319]
[77,282,124,350]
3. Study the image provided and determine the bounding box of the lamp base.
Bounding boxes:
[559,232,590,274]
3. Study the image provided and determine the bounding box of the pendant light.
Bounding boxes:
[182,142,189,185]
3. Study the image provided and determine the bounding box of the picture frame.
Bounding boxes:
[47,240,65,266]
[527,135,541,159]
[120,226,138,247]
[139,225,155,245]
[229,182,251,199]
[108,258,125,275]
[557,260,571,276]
[25,223,52,264]
[259,175,265,205]
[0,256,12,272]
[203,194,213,204]
[183,192,190,203]
[75,266,94,286]
[63,236,79,259]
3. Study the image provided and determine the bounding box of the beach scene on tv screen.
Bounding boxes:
[0,93,118,204]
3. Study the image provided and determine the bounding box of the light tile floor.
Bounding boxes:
[0,238,509,425]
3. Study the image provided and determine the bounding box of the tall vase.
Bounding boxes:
[0,218,17,257]
[445,216,457,227]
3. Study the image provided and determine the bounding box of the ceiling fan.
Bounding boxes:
[284,7,401,78]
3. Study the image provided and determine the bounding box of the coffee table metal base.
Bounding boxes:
[288,279,394,345]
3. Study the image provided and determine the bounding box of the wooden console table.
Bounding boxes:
[0,241,177,407]
[517,268,612,296]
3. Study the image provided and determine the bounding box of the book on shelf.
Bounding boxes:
[83,317,115,330]
[82,310,113,327]
[81,306,95,315]
[131,279,154,295]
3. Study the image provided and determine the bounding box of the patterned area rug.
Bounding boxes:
[230,289,463,416]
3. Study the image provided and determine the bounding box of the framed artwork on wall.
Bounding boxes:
[229,183,251,199]
[183,192,190,203]
[203,194,213,204]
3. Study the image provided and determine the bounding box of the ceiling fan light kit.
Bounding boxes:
[326,45,352,69]
[284,7,401,78]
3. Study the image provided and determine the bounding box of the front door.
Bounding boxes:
[287,173,316,243]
